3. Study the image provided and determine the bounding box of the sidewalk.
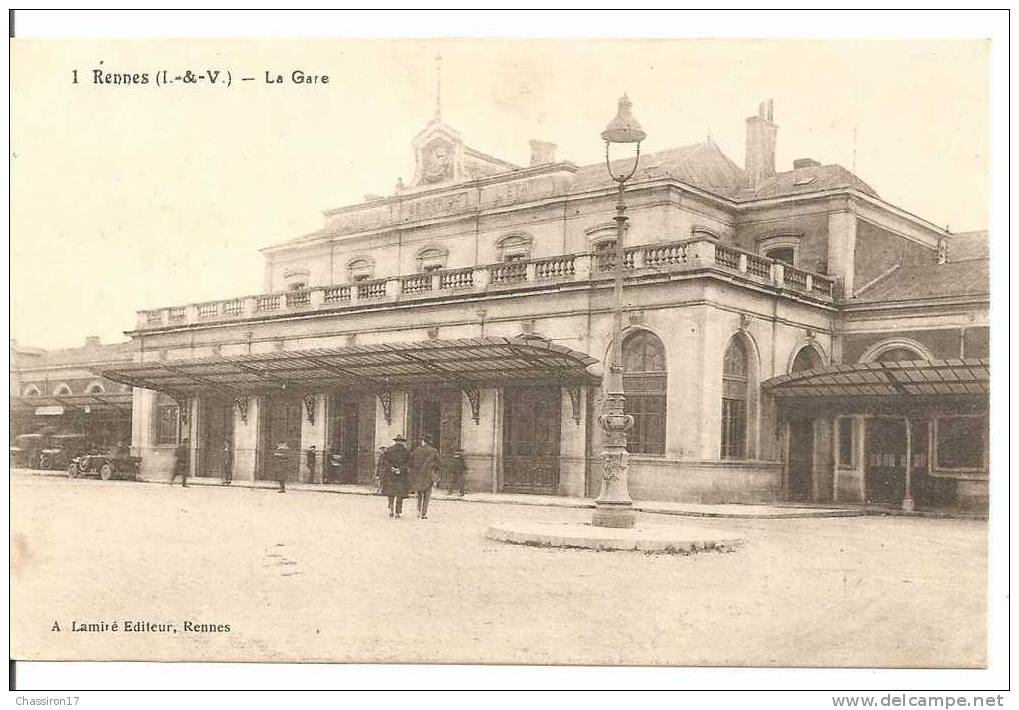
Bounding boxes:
[13,466,863,519]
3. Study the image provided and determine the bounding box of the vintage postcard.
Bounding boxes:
[9,31,996,676]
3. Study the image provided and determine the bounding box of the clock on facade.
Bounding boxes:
[422,141,453,183]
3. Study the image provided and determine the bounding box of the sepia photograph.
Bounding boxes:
[6,10,1007,695]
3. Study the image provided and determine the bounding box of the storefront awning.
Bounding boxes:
[100,337,601,396]
[762,358,989,399]
[10,392,134,414]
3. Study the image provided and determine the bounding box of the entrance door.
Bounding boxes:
[258,397,302,482]
[865,418,907,505]
[326,394,363,484]
[199,398,234,478]
[787,418,813,502]
[409,389,462,489]
[502,386,561,494]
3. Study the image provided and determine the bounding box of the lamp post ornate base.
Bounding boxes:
[593,390,636,528]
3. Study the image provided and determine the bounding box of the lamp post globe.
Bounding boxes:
[593,95,645,529]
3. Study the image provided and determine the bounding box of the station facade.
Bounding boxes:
[97,101,989,511]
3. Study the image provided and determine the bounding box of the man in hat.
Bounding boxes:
[409,436,440,519]
[447,447,468,497]
[379,435,411,518]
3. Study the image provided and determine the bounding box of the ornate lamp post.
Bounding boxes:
[593,94,646,529]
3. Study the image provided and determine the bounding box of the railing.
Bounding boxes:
[534,255,575,281]
[323,285,351,303]
[784,266,808,291]
[489,261,527,285]
[286,290,310,307]
[197,302,220,319]
[440,268,474,290]
[714,244,741,270]
[256,295,281,311]
[357,279,387,300]
[745,253,772,280]
[137,236,840,330]
[643,243,686,268]
[401,273,433,294]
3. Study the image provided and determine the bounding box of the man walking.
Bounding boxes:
[409,436,440,519]
[379,435,411,518]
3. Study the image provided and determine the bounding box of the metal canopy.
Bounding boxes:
[10,392,134,413]
[762,358,989,399]
[100,337,601,396]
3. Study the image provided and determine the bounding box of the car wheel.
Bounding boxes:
[67,463,79,478]
[99,463,114,481]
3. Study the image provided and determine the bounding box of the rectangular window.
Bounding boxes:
[935,416,986,470]
[720,397,747,459]
[624,394,666,456]
[155,394,179,446]
[837,417,855,467]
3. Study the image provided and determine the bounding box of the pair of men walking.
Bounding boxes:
[377,435,441,519]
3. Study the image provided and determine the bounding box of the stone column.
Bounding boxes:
[827,198,857,296]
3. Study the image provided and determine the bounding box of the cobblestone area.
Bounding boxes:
[10,473,986,667]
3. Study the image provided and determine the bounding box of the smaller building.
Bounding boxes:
[9,337,135,457]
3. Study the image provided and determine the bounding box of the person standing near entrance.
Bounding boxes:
[170,439,190,488]
[447,447,468,497]
[221,439,233,485]
[273,441,290,493]
[410,437,440,519]
[379,435,411,518]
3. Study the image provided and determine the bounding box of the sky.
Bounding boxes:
[10,38,989,350]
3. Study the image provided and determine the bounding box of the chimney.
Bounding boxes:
[529,140,557,166]
[745,99,778,188]
[85,336,101,347]
[793,157,821,169]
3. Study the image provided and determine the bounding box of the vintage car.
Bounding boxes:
[10,433,47,469]
[39,433,89,471]
[68,449,141,481]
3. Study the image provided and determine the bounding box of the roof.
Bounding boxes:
[11,340,135,369]
[851,259,990,304]
[101,337,600,396]
[948,230,989,262]
[763,358,989,399]
[571,140,748,197]
[734,163,878,202]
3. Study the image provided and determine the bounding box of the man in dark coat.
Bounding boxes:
[447,447,468,497]
[221,439,233,485]
[409,437,440,519]
[379,435,411,518]
[169,439,190,487]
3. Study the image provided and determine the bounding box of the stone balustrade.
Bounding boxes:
[134,236,839,330]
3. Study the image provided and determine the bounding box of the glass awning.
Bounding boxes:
[100,336,601,396]
[762,358,989,399]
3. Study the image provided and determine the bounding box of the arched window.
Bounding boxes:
[87,382,106,395]
[497,234,532,263]
[622,330,667,456]
[790,345,823,372]
[416,247,448,272]
[347,258,374,283]
[22,384,41,397]
[53,383,72,396]
[721,338,749,459]
[875,347,923,363]
[593,239,617,272]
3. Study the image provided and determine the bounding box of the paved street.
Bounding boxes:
[10,473,986,667]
